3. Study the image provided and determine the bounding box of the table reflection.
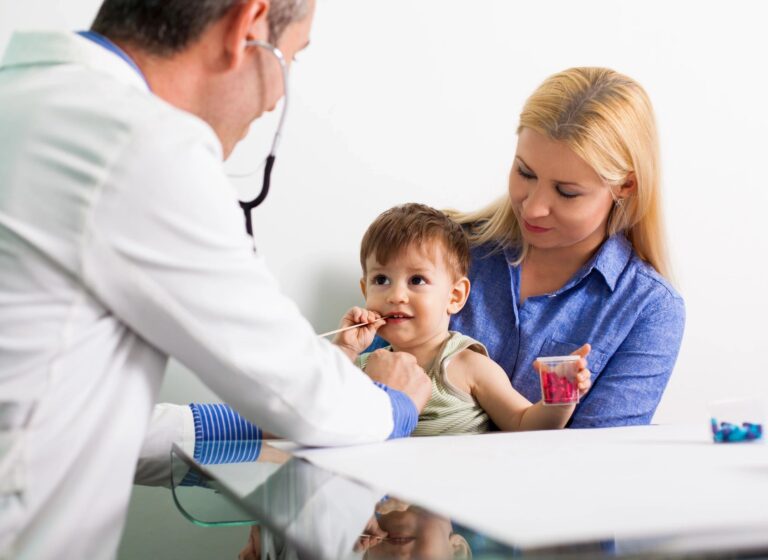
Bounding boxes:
[359,500,471,559]
[167,441,521,559]
[155,437,767,559]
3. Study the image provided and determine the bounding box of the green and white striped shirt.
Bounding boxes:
[357,332,490,436]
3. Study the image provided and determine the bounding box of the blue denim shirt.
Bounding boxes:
[369,234,685,428]
[452,234,685,428]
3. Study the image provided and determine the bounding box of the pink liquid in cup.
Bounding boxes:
[537,356,580,405]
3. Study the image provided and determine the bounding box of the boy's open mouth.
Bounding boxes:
[385,313,413,323]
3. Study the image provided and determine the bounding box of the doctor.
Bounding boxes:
[0,0,431,558]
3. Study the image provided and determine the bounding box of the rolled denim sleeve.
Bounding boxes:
[568,291,686,428]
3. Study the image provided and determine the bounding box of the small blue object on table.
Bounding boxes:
[711,418,763,443]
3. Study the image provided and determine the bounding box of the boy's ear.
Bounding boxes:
[447,277,470,315]
[359,277,367,298]
[449,533,471,559]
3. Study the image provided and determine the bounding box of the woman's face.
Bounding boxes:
[509,128,616,255]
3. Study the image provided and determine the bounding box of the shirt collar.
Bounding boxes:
[579,233,633,292]
[1,31,149,93]
[76,31,150,90]
[502,243,522,265]
[501,233,632,293]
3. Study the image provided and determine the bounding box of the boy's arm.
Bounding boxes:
[455,351,575,431]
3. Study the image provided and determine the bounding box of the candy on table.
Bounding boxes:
[710,418,763,443]
[541,370,578,404]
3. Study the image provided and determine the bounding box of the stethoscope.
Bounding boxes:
[235,39,290,237]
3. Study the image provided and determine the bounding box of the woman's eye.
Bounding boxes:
[372,275,389,285]
[410,276,427,286]
[555,185,579,199]
[517,166,536,180]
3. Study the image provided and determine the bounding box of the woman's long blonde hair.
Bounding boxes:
[447,67,670,279]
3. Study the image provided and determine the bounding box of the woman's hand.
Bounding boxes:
[571,343,593,397]
[332,307,386,360]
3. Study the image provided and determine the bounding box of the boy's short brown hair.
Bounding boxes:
[360,203,470,279]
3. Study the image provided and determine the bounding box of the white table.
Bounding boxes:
[289,424,768,551]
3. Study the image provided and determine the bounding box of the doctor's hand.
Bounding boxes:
[365,349,431,413]
[333,307,386,360]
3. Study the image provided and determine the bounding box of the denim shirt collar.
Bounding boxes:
[502,233,632,294]
[586,233,633,292]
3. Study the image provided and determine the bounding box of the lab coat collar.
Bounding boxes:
[1,31,150,93]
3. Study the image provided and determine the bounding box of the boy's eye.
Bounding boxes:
[372,275,390,286]
[410,275,427,286]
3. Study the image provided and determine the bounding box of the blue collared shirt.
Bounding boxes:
[189,387,416,465]
[76,30,150,89]
[450,234,685,428]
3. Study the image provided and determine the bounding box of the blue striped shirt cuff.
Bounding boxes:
[373,382,418,439]
[188,403,262,465]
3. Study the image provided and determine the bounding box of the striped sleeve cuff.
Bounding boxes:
[373,382,418,439]
[188,403,262,464]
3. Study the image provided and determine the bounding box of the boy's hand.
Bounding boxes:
[354,516,387,553]
[571,343,592,396]
[333,307,386,360]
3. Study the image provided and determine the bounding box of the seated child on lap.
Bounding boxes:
[334,203,591,436]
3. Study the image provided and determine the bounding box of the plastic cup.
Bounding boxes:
[709,398,765,443]
[537,355,580,405]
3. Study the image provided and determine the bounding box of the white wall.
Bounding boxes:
[3,0,768,554]
[227,0,768,424]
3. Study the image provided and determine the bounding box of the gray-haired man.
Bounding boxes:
[0,1,430,557]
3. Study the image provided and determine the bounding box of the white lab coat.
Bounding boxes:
[0,31,394,559]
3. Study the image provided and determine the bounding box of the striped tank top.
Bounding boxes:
[357,331,491,436]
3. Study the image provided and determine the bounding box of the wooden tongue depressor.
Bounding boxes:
[317,316,391,338]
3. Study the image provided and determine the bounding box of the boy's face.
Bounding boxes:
[360,240,469,352]
[365,505,470,559]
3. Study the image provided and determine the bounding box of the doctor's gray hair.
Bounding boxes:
[91,0,309,56]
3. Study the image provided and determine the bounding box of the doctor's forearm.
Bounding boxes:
[184,394,416,456]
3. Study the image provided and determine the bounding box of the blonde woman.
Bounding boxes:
[444,67,685,428]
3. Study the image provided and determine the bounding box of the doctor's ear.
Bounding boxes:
[223,0,270,69]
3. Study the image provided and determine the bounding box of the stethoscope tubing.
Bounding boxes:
[237,40,289,237]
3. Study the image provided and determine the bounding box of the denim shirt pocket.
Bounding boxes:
[538,338,610,379]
